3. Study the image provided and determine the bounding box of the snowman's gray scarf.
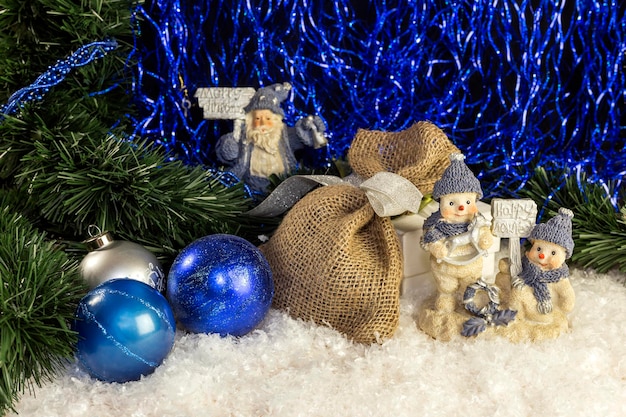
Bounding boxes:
[422,211,470,244]
[519,256,569,304]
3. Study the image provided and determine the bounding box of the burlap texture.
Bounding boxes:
[261,121,458,343]
[348,121,460,195]
[260,184,403,344]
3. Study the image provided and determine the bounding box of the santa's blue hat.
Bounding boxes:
[243,82,291,117]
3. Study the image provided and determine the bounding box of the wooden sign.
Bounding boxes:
[491,198,538,277]
[194,87,256,120]
[491,198,537,238]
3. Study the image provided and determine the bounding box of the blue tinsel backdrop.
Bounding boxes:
[134,0,625,196]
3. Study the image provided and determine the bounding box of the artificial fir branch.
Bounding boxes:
[518,167,626,273]
[0,0,138,101]
[0,202,87,415]
[0,0,269,264]
[0,110,259,262]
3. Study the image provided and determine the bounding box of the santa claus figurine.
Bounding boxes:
[508,207,576,325]
[215,83,327,193]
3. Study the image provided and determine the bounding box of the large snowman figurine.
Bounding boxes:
[421,153,494,314]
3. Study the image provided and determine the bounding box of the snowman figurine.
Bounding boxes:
[421,153,494,313]
[508,208,576,327]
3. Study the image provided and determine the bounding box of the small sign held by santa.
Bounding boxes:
[196,82,327,193]
[194,87,256,120]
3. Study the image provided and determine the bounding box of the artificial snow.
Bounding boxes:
[9,268,626,417]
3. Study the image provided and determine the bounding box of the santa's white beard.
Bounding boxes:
[245,119,287,178]
[246,121,284,154]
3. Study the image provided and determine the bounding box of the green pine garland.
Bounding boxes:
[0,0,137,102]
[0,0,271,263]
[0,106,263,262]
[517,167,626,274]
[0,202,86,415]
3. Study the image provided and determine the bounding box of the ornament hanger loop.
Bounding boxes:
[88,224,103,238]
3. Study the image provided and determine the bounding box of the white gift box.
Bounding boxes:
[392,200,501,295]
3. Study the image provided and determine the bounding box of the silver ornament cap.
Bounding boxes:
[80,226,166,291]
[83,230,116,251]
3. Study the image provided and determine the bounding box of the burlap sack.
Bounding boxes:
[260,183,403,344]
[259,121,458,343]
[348,121,459,195]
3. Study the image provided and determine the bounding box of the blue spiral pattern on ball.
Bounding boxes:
[74,279,177,383]
[166,234,274,337]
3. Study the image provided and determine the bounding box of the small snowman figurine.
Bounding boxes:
[508,208,576,327]
[421,153,494,312]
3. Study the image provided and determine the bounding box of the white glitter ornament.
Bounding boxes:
[79,226,165,291]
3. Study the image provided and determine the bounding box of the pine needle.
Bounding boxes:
[0,203,87,414]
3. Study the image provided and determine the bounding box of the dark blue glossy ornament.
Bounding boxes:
[74,279,176,383]
[166,234,274,336]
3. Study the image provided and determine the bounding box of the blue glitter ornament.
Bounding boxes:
[74,279,176,383]
[166,234,274,336]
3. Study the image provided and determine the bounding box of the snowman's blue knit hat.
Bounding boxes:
[432,153,483,200]
[529,207,575,259]
[243,82,291,117]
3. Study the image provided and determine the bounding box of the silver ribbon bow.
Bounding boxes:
[247,172,423,218]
